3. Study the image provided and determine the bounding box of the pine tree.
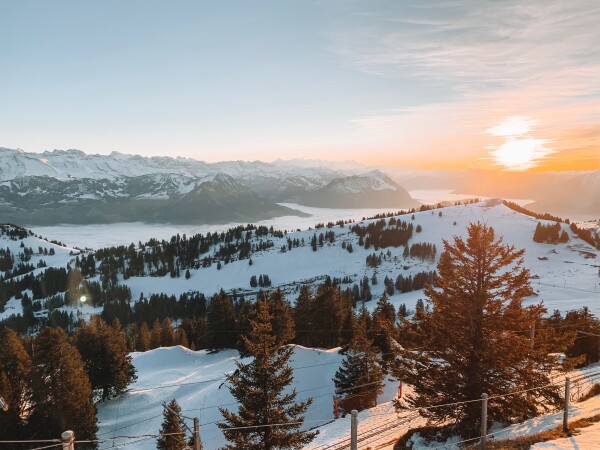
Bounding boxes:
[161,318,176,347]
[393,222,561,439]
[73,316,137,401]
[218,300,317,450]
[138,322,151,351]
[372,293,397,367]
[293,285,314,347]
[333,310,384,412]
[266,289,295,346]
[151,319,163,349]
[176,328,189,348]
[157,399,188,450]
[206,291,237,351]
[29,327,97,441]
[0,328,32,440]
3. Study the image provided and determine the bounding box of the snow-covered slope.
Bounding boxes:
[111,200,600,316]
[94,346,600,450]
[96,345,353,450]
[3,200,598,323]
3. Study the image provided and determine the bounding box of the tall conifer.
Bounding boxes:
[156,399,188,450]
[218,300,316,450]
[333,310,384,411]
[29,327,97,442]
[0,328,32,440]
[394,222,560,439]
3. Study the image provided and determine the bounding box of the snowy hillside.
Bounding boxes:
[96,345,354,450]
[96,200,599,315]
[2,200,599,449]
[2,199,598,323]
[93,346,600,450]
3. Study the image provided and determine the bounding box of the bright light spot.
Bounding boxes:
[487,116,535,138]
[80,295,87,303]
[486,116,554,170]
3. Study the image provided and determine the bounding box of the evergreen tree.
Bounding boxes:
[73,316,137,400]
[151,319,163,349]
[266,289,295,346]
[206,291,237,351]
[0,328,32,440]
[372,293,397,367]
[293,285,314,347]
[393,222,561,439]
[138,322,151,351]
[161,318,176,347]
[563,307,600,365]
[156,399,188,450]
[235,300,256,357]
[218,300,317,450]
[29,327,97,442]
[176,328,189,348]
[333,310,384,412]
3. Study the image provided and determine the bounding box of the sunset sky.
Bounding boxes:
[1,0,598,171]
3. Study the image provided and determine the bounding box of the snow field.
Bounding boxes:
[96,345,357,450]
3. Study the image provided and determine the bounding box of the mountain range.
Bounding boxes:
[0,148,418,225]
[0,147,596,225]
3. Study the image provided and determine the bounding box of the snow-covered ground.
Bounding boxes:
[95,346,600,450]
[102,200,600,316]
[3,200,599,449]
[531,421,600,449]
[5,200,599,322]
[96,345,351,450]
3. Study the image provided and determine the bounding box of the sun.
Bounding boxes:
[486,116,554,170]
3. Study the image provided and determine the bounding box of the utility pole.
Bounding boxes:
[61,430,75,450]
[193,417,201,450]
[480,393,488,450]
[350,409,358,450]
[563,377,570,433]
[163,402,201,450]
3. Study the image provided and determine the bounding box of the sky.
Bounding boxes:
[0,0,598,171]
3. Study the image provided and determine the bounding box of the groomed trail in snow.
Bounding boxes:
[96,345,354,450]
[96,346,600,450]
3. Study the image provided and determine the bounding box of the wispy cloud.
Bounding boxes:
[333,0,600,169]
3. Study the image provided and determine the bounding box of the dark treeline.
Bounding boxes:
[409,242,437,261]
[394,271,436,293]
[533,222,569,244]
[503,200,567,223]
[352,217,413,249]
[76,223,287,282]
[0,316,136,447]
[504,201,600,249]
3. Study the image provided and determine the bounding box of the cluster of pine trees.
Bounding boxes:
[352,218,413,249]
[249,274,272,287]
[0,316,136,445]
[75,224,285,283]
[533,222,569,244]
[310,230,335,251]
